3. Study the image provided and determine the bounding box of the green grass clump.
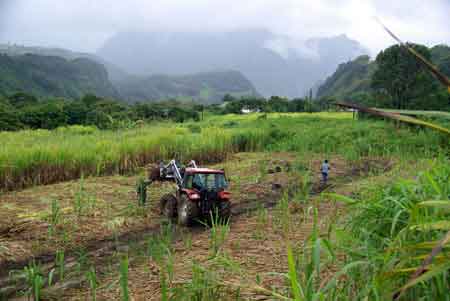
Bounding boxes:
[332,157,450,300]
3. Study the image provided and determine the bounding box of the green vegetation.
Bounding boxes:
[0,91,322,132]
[114,70,258,103]
[316,55,375,103]
[0,110,448,300]
[329,157,450,299]
[158,158,450,301]
[0,54,118,99]
[317,43,450,111]
[85,267,98,301]
[372,43,440,110]
[0,51,258,103]
[0,93,201,131]
[220,95,322,114]
[0,112,448,192]
[119,256,130,301]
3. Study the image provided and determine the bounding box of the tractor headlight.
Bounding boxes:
[189,193,200,200]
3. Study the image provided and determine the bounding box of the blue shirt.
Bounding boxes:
[321,163,329,174]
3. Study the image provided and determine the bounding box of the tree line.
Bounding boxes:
[0,92,330,131]
[216,95,332,114]
[0,93,201,131]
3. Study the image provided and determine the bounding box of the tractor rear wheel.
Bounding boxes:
[160,194,177,220]
[177,195,199,226]
[218,201,231,222]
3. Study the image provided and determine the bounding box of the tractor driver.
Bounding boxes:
[192,174,205,190]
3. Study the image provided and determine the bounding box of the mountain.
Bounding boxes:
[0,44,129,82]
[316,55,375,99]
[96,30,368,97]
[114,70,258,103]
[0,53,119,99]
[316,45,450,100]
[0,47,257,103]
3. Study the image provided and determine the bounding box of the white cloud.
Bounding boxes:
[0,0,449,54]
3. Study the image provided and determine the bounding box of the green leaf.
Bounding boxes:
[400,240,450,251]
[48,268,55,286]
[395,261,450,298]
[322,238,336,260]
[391,210,404,237]
[287,244,304,301]
[417,200,450,209]
[324,193,358,205]
[410,221,450,231]
[313,238,322,279]
[424,172,442,196]
[321,261,368,292]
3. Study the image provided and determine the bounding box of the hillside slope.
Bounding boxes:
[114,70,258,103]
[0,54,119,99]
[316,55,375,99]
[0,49,257,103]
[0,44,129,82]
[317,44,450,100]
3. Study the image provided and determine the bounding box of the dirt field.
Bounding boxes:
[0,152,395,300]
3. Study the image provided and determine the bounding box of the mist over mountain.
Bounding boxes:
[0,44,257,103]
[97,29,369,97]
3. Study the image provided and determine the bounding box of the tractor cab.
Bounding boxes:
[183,168,228,192]
[179,168,230,220]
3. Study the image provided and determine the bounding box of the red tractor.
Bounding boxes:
[148,160,231,226]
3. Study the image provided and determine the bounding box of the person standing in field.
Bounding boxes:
[321,160,330,184]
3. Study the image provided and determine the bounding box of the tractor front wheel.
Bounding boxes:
[160,194,177,220]
[177,195,199,226]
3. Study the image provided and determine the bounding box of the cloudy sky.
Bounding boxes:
[0,0,449,56]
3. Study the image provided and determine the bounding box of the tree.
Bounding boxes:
[288,98,306,112]
[371,43,438,110]
[267,96,289,112]
[224,100,244,114]
[86,110,113,129]
[81,94,103,107]
[20,102,68,129]
[8,92,38,109]
[64,101,89,125]
[222,94,236,103]
[0,103,22,131]
[194,104,205,120]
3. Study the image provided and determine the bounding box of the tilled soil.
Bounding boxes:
[63,178,350,300]
[0,152,394,299]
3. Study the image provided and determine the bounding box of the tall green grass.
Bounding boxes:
[0,124,267,191]
[331,157,450,300]
[0,113,447,191]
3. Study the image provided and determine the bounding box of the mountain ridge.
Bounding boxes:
[0,53,120,99]
[96,30,369,97]
[0,49,257,103]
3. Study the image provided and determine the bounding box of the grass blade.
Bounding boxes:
[287,244,304,301]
